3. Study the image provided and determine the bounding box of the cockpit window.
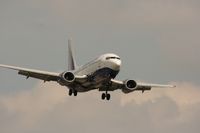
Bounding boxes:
[106,57,120,60]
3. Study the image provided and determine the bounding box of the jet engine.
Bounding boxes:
[61,71,75,83]
[124,80,137,90]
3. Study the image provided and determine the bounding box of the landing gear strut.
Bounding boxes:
[69,89,78,96]
[101,92,111,100]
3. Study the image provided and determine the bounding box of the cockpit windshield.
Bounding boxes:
[106,57,120,60]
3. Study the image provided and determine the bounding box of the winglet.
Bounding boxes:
[68,38,77,70]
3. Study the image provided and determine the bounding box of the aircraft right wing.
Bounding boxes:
[108,79,175,93]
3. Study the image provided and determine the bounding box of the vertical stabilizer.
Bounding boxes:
[68,39,77,70]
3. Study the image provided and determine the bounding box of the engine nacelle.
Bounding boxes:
[124,80,137,90]
[62,71,75,83]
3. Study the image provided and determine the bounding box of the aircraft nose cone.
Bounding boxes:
[114,60,121,70]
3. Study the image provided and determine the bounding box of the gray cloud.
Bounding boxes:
[0,81,200,133]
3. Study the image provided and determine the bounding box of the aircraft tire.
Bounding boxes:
[102,93,106,100]
[74,90,78,96]
[106,93,111,100]
[69,89,73,96]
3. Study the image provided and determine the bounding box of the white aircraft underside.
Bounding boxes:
[0,40,175,100]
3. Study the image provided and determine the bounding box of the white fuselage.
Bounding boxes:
[71,53,121,92]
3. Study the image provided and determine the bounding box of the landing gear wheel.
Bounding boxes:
[101,93,106,100]
[74,90,78,96]
[69,89,73,96]
[106,93,111,100]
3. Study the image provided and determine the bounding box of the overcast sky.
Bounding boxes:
[0,0,200,133]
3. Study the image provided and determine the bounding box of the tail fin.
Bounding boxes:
[68,39,77,70]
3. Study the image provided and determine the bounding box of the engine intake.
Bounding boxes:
[125,80,137,90]
[62,72,75,82]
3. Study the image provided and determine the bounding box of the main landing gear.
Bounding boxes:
[101,92,111,100]
[68,89,78,96]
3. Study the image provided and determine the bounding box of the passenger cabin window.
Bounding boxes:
[106,57,120,60]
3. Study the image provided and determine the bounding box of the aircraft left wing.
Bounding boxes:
[108,79,175,93]
[0,64,60,82]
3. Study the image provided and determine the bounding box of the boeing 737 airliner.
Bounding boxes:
[0,40,175,100]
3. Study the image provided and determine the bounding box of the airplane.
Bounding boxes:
[0,39,175,100]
